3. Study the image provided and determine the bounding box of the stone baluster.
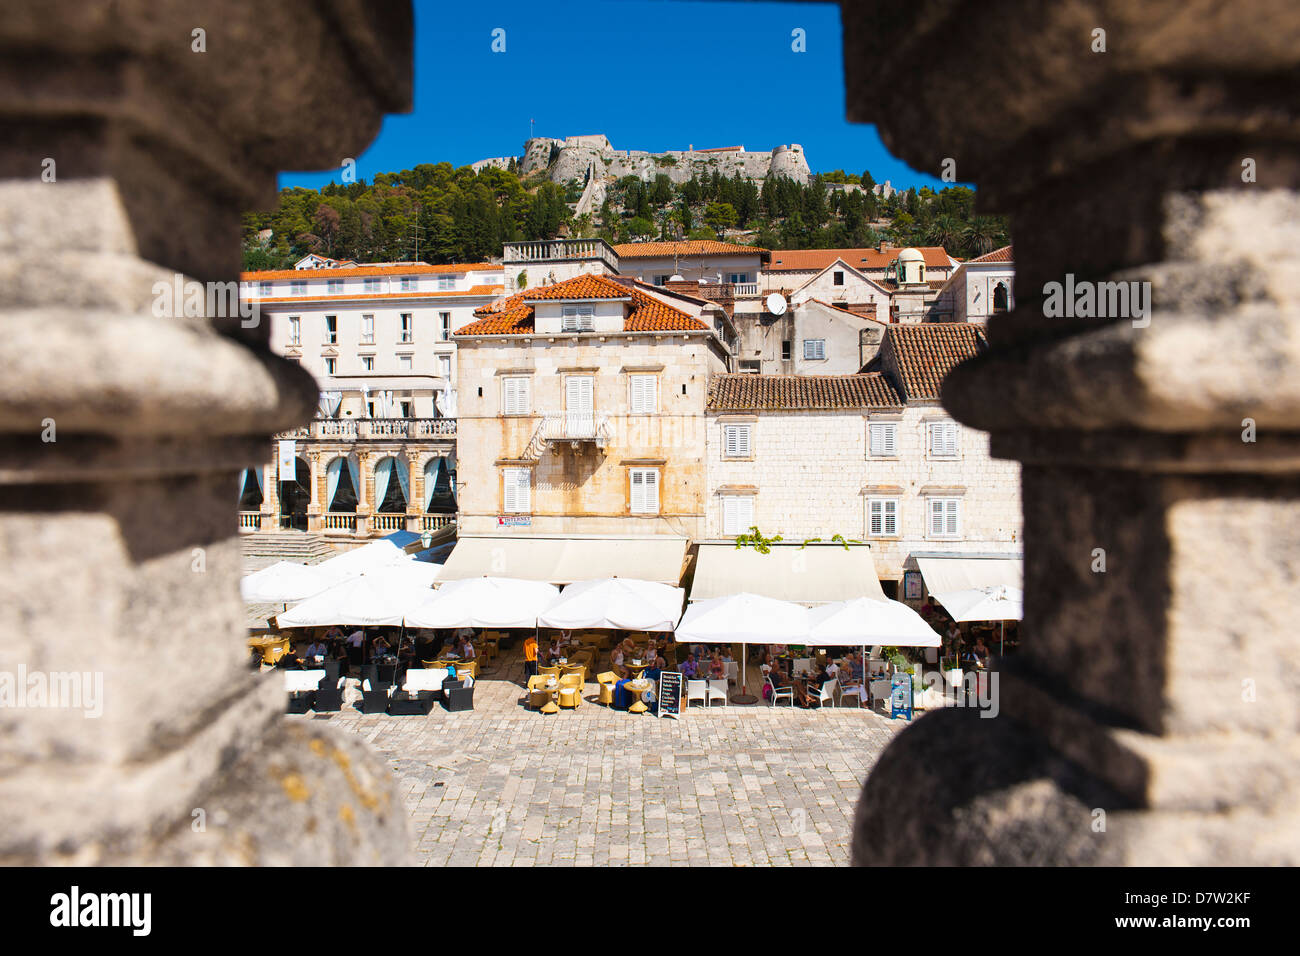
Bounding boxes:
[840,1,1300,865]
[0,0,414,864]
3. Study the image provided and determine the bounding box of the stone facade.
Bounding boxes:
[705,397,1020,586]
[454,279,731,539]
[839,0,1300,866]
[0,0,413,864]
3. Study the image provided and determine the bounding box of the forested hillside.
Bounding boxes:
[242,162,1009,270]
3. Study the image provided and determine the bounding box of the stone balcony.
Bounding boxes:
[503,238,620,273]
[526,411,613,455]
[277,417,456,441]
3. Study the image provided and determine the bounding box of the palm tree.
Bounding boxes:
[962,216,1006,256]
[926,214,963,251]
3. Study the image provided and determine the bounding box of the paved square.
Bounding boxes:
[296,645,906,866]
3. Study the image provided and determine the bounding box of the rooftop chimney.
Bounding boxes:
[879,239,893,253]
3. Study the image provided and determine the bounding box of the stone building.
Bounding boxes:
[928,245,1015,324]
[446,272,731,582]
[764,242,958,291]
[705,323,1021,596]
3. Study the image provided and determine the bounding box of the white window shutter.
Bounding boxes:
[946,499,959,536]
[723,496,737,534]
[869,500,882,535]
[885,500,897,536]
[738,495,752,531]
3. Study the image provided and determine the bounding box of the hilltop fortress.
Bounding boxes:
[472,134,813,187]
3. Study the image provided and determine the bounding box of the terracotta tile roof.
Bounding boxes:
[706,374,902,411]
[518,273,632,301]
[255,285,503,304]
[884,323,988,401]
[457,273,708,336]
[968,245,1013,263]
[612,240,766,259]
[767,247,954,272]
[241,262,501,281]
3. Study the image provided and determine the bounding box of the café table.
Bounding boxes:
[624,677,653,714]
[535,677,560,714]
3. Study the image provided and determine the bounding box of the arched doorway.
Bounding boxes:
[238,467,263,512]
[423,455,457,515]
[325,456,360,514]
[278,457,311,531]
[374,456,409,514]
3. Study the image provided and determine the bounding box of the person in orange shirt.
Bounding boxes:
[523,633,538,680]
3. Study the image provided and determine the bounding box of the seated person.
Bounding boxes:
[457,636,476,660]
[708,651,726,680]
[370,635,391,660]
[304,638,328,660]
[794,662,833,708]
[276,644,303,669]
[680,653,698,679]
[971,638,990,666]
[547,638,564,663]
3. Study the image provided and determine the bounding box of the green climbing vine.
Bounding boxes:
[733,526,783,553]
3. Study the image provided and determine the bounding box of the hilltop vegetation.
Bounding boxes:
[242,162,1009,270]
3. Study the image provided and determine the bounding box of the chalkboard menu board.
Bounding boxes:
[890,673,913,721]
[658,671,683,720]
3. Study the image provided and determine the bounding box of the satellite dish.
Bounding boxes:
[766,292,788,316]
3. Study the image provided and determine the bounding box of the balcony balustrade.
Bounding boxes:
[275,417,456,441]
[526,411,612,456]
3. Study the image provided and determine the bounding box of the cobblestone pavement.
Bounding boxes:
[294,644,906,866]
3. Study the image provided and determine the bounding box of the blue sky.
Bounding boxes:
[279,0,951,192]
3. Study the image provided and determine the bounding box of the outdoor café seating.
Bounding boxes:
[557,673,583,710]
[360,678,391,714]
[442,678,474,712]
[596,671,617,706]
[766,675,795,707]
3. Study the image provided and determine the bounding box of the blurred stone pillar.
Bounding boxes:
[0,0,414,863]
[842,1,1300,864]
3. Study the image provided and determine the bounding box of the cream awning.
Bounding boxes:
[438,535,688,586]
[690,543,885,604]
[914,555,1023,595]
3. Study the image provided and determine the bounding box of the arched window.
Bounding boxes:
[993,281,1010,313]
[374,456,409,513]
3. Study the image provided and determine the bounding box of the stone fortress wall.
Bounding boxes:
[478,135,813,188]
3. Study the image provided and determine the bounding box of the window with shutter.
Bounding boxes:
[929,421,960,457]
[629,374,656,413]
[722,495,753,535]
[562,304,595,332]
[502,467,530,513]
[868,498,898,537]
[869,422,897,457]
[803,339,826,360]
[928,498,960,537]
[630,468,659,514]
[502,377,529,415]
[723,424,751,457]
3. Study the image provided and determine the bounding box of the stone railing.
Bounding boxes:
[276,418,456,441]
[503,238,619,273]
[419,514,455,532]
[323,512,357,532]
[370,513,406,531]
[732,283,761,297]
[238,511,260,530]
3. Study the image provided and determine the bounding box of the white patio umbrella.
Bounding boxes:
[538,578,685,632]
[404,577,561,630]
[312,538,411,589]
[239,561,331,605]
[676,593,809,701]
[278,561,441,627]
[805,598,941,709]
[930,585,1024,655]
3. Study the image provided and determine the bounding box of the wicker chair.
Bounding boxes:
[558,673,584,710]
[596,671,618,707]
